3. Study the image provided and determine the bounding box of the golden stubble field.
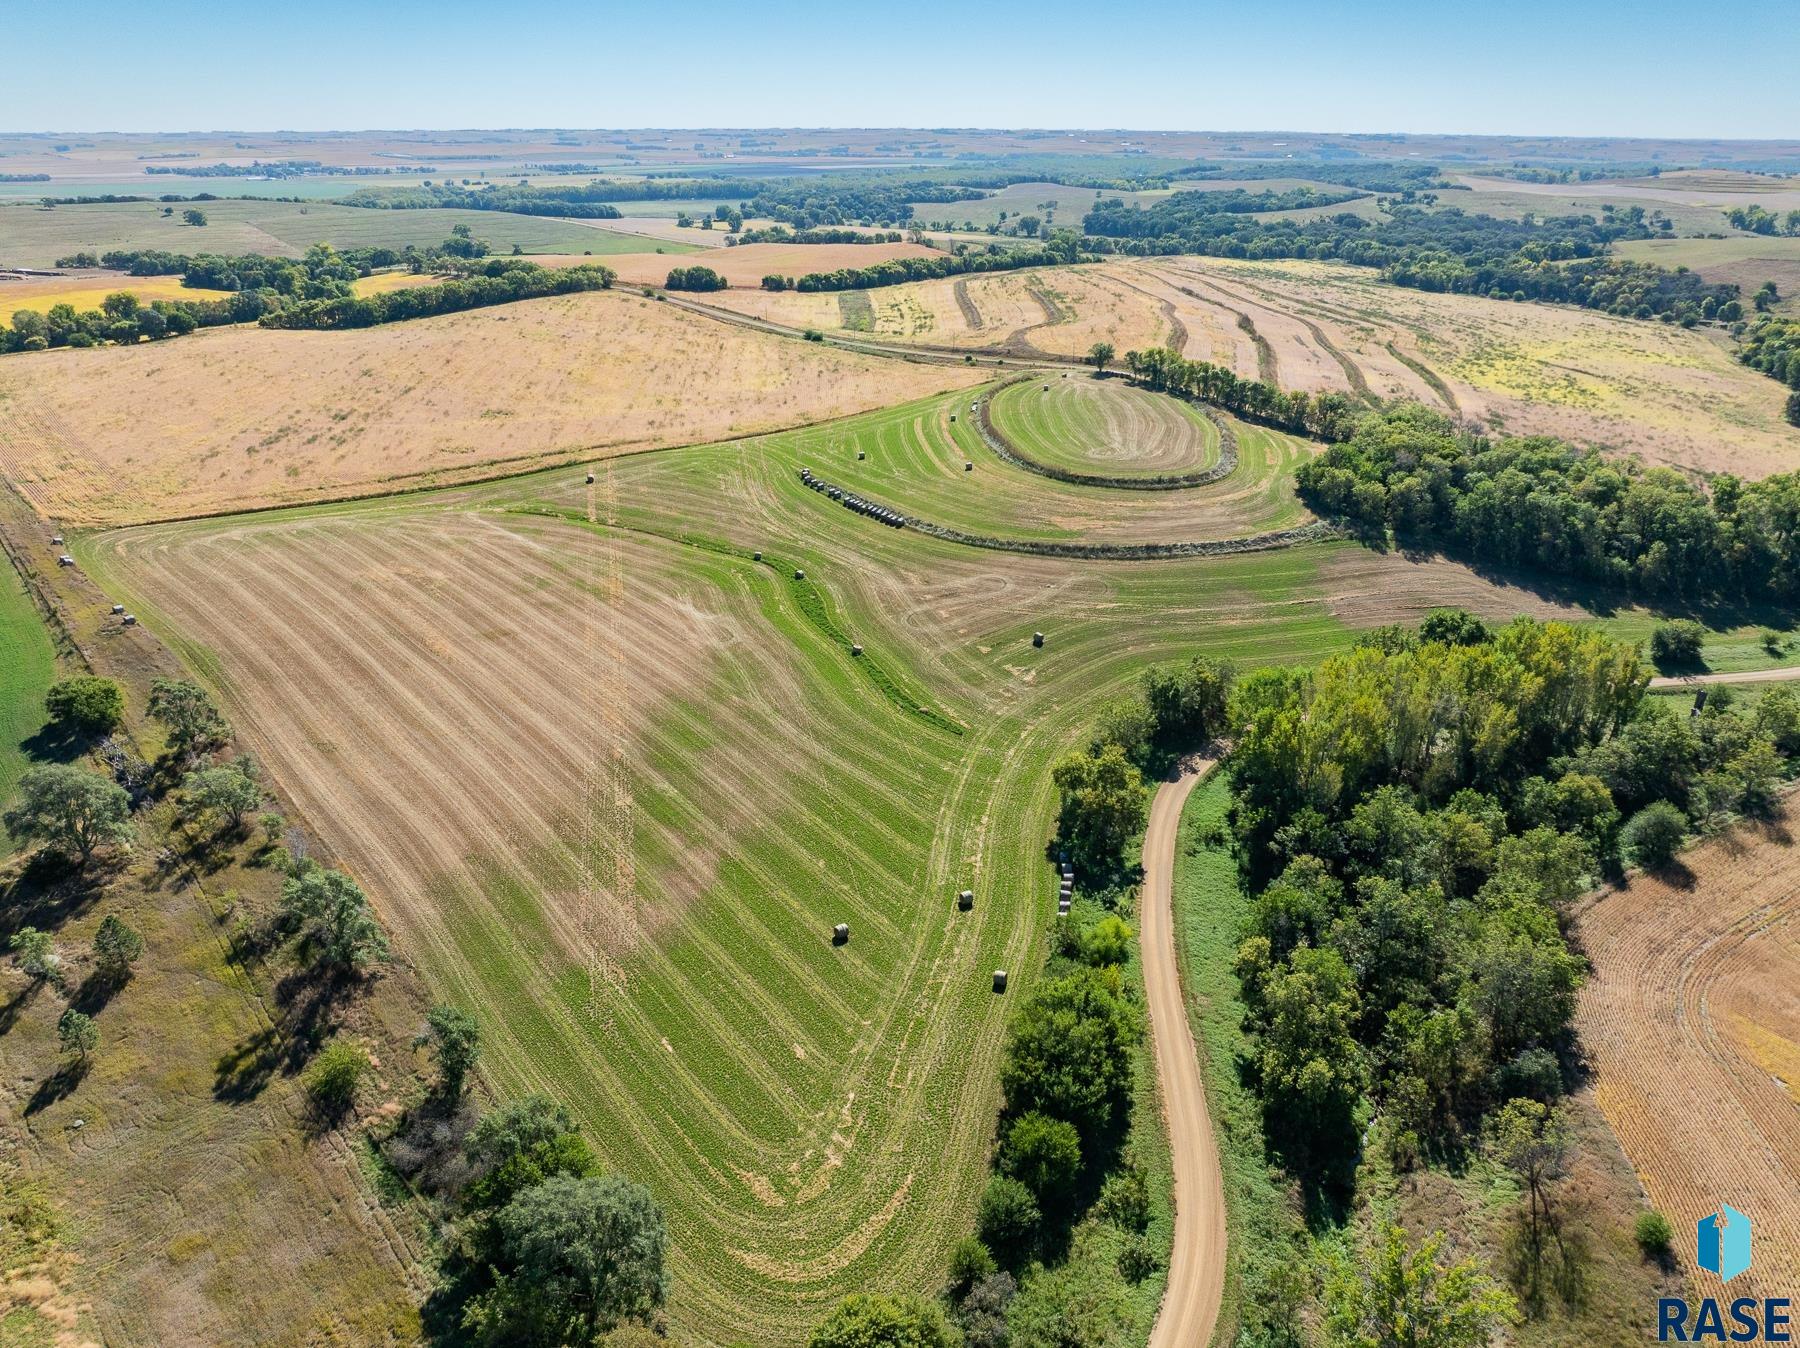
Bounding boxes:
[0,286,985,524]
[710,256,1800,478]
[1576,801,1800,1296]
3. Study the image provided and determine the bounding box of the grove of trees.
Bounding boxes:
[1294,403,1800,604]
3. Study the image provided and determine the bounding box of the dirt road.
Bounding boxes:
[1649,664,1800,689]
[1142,756,1227,1348]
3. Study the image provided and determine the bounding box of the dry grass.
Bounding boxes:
[1576,801,1800,1297]
[0,272,236,314]
[0,286,985,525]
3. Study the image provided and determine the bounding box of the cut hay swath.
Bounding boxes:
[79,389,1586,1344]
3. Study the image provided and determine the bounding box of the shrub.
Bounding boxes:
[945,1236,995,1298]
[997,1112,1082,1206]
[304,1039,370,1114]
[1649,620,1706,668]
[1621,800,1688,868]
[976,1176,1040,1264]
[45,676,125,735]
[92,914,145,980]
[1636,1210,1674,1257]
[808,1293,959,1348]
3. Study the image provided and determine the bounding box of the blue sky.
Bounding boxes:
[4,0,1797,140]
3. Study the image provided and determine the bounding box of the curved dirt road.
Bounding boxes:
[1142,756,1227,1348]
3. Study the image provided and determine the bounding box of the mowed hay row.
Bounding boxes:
[575,383,1314,547]
[985,377,1222,477]
[1576,807,1800,1296]
[1166,256,1800,477]
[0,287,985,525]
[83,505,1061,1342]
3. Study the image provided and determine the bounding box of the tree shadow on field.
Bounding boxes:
[18,720,86,767]
[25,1056,91,1116]
[0,979,46,1037]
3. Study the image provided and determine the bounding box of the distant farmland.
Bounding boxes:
[0,197,696,267]
[0,288,985,524]
[713,255,1800,478]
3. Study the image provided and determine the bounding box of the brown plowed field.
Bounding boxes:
[1576,803,1800,1295]
[0,286,983,525]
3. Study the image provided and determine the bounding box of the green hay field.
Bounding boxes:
[0,198,692,268]
[0,552,54,850]
[76,375,1626,1344]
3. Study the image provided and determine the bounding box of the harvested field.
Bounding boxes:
[1615,236,1800,315]
[705,256,1798,476]
[0,287,985,525]
[592,241,943,289]
[78,383,1585,1342]
[1576,803,1800,1296]
[0,270,236,314]
[691,384,1315,544]
[985,376,1221,478]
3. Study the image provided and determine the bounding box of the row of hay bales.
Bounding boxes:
[798,467,908,529]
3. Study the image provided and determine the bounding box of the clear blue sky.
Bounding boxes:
[4,0,1796,140]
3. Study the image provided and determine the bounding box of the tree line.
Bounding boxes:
[1226,615,1798,1197]
[1738,313,1800,425]
[1723,204,1800,236]
[793,233,1086,292]
[1295,403,1800,605]
[1082,199,1738,323]
[259,258,614,330]
[1122,345,1363,440]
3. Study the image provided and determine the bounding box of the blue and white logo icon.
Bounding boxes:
[1698,1204,1753,1282]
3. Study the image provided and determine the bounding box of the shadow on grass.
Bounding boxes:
[25,1056,91,1116]
[69,969,128,1017]
[211,962,361,1104]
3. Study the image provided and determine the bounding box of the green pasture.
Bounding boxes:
[0,198,688,268]
[0,556,55,850]
[985,377,1223,479]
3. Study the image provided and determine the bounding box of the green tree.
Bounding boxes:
[44,676,124,736]
[1635,1210,1673,1258]
[1238,941,1366,1161]
[945,1236,996,1299]
[415,1003,481,1099]
[809,1292,961,1348]
[304,1038,369,1115]
[1649,620,1706,668]
[182,208,208,226]
[279,867,389,971]
[91,914,144,981]
[183,760,262,832]
[998,1111,1082,1207]
[1325,1224,1518,1348]
[1050,744,1148,874]
[1087,341,1114,372]
[975,1175,1040,1265]
[466,1174,670,1347]
[9,927,60,984]
[147,678,229,762]
[1000,967,1142,1144]
[1488,1098,1578,1311]
[1080,914,1134,967]
[463,1095,598,1217]
[1141,655,1232,751]
[3,764,134,865]
[57,1007,98,1060]
[1620,800,1686,869]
